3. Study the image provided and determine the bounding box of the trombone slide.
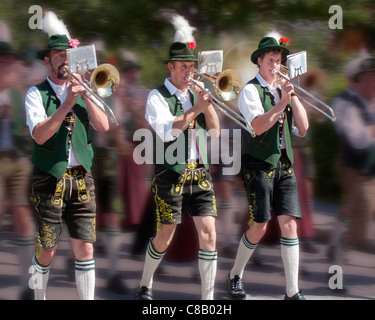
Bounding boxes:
[64,67,118,125]
[272,68,336,122]
[187,76,256,137]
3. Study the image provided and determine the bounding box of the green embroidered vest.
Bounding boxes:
[32,80,94,178]
[157,85,208,174]
[243,78,294,165]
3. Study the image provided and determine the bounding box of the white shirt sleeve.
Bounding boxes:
[333,97,374,149]
[238,83,265,125]
[25,86,47,138]
[145,88,176,142]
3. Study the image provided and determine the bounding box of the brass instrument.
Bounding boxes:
[64,63,120,125]
[273,66,336,122]
[187,69,256,137]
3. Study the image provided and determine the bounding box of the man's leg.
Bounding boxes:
[137,224,176,300]
[193,215,217,300]
[278,215,304,299]
[71,239,95,300]
[29,247,56,300]
[228,221,267,299]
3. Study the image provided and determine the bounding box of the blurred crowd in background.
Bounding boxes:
[0,1,375,299]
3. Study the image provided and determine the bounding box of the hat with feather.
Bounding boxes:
[251,31,290,65]
[37,11,80,60]
[165,15,198,63]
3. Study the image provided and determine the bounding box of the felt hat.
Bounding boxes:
[344,52,375,81]
[36,34,71,60]
[165,42,198,63]
[251,37,290,65]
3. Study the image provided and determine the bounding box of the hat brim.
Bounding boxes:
[164,56,198,64]
[251,45,290,64]
[37,44,71,60]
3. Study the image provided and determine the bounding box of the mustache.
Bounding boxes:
[58,64,68,71]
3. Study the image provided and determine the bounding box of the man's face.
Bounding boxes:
[169,61,195,90]
[258,51,282,81]
[45,49,69,80]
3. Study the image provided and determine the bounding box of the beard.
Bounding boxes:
[54,64,69,80]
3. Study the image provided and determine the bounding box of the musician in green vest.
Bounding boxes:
[137,41,220,300]
[227,37,309,300]
[25,34,110,300]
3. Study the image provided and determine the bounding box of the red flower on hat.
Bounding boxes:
[188,42,196,50]
[279,37,290,47]
[69,39,80,48]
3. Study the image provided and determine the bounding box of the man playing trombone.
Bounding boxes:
[227,36,309,300]
[137,41,220,300]
[25,33,110,300]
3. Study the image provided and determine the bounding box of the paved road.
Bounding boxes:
[0,199,374,302]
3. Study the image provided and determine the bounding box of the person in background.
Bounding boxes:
[330,52,375,262]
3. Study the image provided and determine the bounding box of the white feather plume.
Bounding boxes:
[265,30,281,42]
[42,11,71,39]
[172,14,196,44]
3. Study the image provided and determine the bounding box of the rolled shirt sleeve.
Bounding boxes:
[238,83,264,125]
[25,86,47,138]
[145,88,177,142]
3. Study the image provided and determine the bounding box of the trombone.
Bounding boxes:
[64,63,120,125]
[272,66,336,122]
[187,70,256,137]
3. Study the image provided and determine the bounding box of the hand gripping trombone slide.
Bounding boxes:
[64,64,120,125]
[187,70,256,137]
[272,67,336,122]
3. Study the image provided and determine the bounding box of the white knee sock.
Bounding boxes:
[30,254,50,300]
[139,238,166,289]
[75,259,95,300]
[198,249,217,300]
[280,237,300,298]
[230,233,257,279]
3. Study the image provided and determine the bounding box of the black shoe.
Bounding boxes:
[227,274,246,300]
[136,285,153,300]
[284,291,306,300]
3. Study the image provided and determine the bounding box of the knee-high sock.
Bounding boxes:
[280,237,300,298]
[75,259,95,300]
[30,254,50,300]
[198,249,217,300]
[139,238,166,289]
[230,233,257,279]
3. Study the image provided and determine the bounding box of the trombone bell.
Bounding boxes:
[90,63,120,98]
[216,69,242,101]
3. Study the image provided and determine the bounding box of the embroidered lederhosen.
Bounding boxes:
[150,85,217,230]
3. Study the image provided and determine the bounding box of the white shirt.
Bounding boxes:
[238,73,300,146]
[332,89,375,149]
[145,78,199,160]
[25,77,80,167]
